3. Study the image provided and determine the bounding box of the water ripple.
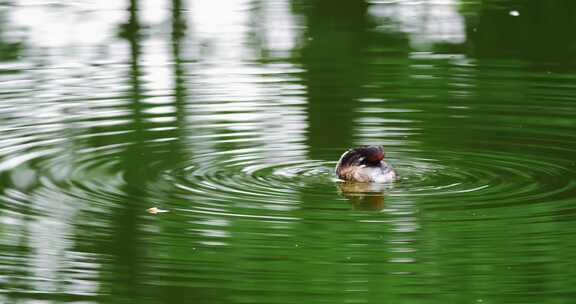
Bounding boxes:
[167,154,335,205]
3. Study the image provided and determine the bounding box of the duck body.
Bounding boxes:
[335,145,397,183]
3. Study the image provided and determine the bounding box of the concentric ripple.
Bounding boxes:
[392,148,576,208]
[2,104,575,220]
[166,152,336,206]
[3,124,574,218]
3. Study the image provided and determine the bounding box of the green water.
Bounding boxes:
[1,0,576,303]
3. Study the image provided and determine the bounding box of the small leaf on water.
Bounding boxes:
[147,207,169,214]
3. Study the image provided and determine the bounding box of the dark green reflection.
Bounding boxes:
[463,0,576,65]
[0,11,23,61]
[295,0,370,156]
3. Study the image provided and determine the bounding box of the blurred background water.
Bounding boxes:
[1,0,576,303]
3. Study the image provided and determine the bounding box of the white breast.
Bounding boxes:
[359,166,396,183]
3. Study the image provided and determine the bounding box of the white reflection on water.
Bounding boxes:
[29,193,100,296]
[190,0,301,59]
[257,0,303,55]
[187,0,307,161]
[186,62,308,161]
[369,0,465,49]
[8,1,125,48]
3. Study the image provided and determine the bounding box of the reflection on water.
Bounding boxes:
[338,182,392,210]
[1,0,576,303]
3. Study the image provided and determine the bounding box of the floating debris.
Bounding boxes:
[147,207,169,214]
[509,10,520,16]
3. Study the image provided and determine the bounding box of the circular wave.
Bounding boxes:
[2,131,575,218]
[390,146,576,212]
[166,155,336,205]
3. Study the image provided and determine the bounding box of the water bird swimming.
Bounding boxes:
[335,145,397,183]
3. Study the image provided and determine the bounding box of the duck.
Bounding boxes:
[335,145,397,183]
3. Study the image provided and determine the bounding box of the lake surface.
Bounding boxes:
[1,0,576,303]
